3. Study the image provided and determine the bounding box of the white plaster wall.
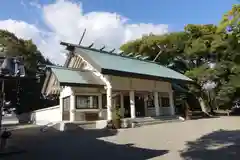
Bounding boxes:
[31,106,61,125]
[101,109,108,120]
[109,76,171,92]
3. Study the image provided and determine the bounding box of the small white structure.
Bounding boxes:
[31,106,61,125]
[40,42,192,123]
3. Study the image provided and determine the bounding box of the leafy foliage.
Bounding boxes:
[0,30,52,74]
[120,5,240,110]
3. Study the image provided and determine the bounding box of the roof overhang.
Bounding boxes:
[42,65,105,96]
[101,68,193,84]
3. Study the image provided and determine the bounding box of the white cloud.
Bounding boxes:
[0,0,168,64]
[0,19,64,64]
[29,0,42,9]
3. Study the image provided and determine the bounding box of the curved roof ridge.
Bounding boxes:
[60,41,158,64]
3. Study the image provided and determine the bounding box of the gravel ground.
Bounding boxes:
[2,116,240,160]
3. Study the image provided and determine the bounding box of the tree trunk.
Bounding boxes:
[208,91,216,115]
[184,101,191,120]
[198,97,212,117]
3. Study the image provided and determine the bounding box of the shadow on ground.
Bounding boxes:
[180,129,240,160]
[1,125,168,160]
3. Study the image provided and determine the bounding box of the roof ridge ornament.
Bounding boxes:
[60,41,161,64]
[78,28,87,45]
[134,54,141,59]
[141,56,149,60]
[88,43,94,48]
[109,49,115,53]
[118,51,125,55]
[100,46,106,51]
[126,53,133,57]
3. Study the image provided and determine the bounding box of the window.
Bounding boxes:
[75,95,99,109]
[63,96,70,121]
[102,94,107,109]
[161,97,170,107]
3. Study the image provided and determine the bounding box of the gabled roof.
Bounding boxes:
[47,65,104,87]
[61,42,193,83]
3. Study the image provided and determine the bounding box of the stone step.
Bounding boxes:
[131,116,181,123]
[122,116,184,128]
[136,118,183,127]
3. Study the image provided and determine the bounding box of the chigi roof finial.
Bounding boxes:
[78,28,87,45]
[100,46,106,51]
[109,49,115,53]
[88,43,94,48]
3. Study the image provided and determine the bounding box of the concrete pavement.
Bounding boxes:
[2,116,240,160]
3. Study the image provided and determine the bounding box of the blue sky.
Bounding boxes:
[0,0,238,31]
[0,0,238,63]
[78,0,238,31]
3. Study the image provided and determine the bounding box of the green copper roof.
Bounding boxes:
[60,42,192,82]
[49,66,104,86]
[75,47,193,82]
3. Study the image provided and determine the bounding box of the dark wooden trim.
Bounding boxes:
[101,68,193,84]
[75,107,99,110]
[59,82,104,88]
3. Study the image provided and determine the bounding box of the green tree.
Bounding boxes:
[217,4,240,33]
[120,24,218,113]
[0,30,52,74]
[120,5,240,114]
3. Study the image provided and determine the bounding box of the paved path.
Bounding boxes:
[100,116,240,159]
[2,116,240,160]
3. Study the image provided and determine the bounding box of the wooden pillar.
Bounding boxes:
[169,91,175,115]
[89,96,94,108]
[120,93,124,118]
[154,91,160,116]
[59,96,63,121]
[70,94,75,122]
[159,94,162,116]
[98,94,103,119]
[144,95,148,116]
[106,87,112,120]
[129,91,136,119]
